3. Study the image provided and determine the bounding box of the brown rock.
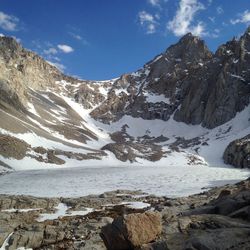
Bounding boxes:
[218,189,232,199]
[47,150,65,165]
[0,134,30,160]
[101,212,162,250]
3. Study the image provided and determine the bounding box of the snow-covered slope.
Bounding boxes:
[0,82,249,171]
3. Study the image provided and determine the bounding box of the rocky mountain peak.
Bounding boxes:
[175,27,250,129]
[244,25,250,35]
[0,36,20,49]
[0,36,23,61]
[179,32,198,42]
[165,32,213,62]
[241,25,250,49]
[215,27,250,64]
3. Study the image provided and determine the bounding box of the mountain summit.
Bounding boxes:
[0,28,250,172]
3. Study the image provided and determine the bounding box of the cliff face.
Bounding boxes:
[89,33,214,124]
[223,134,250,168]
[0,37,57,108]
[90,28,250,129]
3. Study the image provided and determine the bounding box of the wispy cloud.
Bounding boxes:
[139,11,155,24]
[0,11,19,31]
[32,40,74,62]
[207,28,220,38]
[57,44,74,53]
[138,10,158,34]
[230,10,250,25]
[216,6,224,15]
[208,16,215,23]
[167,0,206,36]
[148,0,161,8]
[31,41,70,73]
[207,0,213,5]
[148,0,169,8]
[70,32,82,40]
[43,47,58,55]
[68,32,89,45]
[47,61,66,72]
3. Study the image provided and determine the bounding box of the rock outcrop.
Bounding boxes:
[0,37,60,107]
[223,134,250,168]
[0,134,106,166]
[101,211,162,249]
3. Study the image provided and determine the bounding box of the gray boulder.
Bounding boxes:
[223,134,250,168]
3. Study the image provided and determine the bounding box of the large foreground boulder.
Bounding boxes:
[101,211,162,250]
[223,134,250,168]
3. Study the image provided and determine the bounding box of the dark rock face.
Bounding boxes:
[174,31,250,128]
[89,27,250,129]
[90,88,129,124]
[223,134,250,168]
[74,83,106,109]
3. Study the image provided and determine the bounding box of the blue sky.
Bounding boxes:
[0,0,250,80]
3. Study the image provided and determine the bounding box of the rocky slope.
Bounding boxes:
[0,178,249,249]
[0,27,250,171]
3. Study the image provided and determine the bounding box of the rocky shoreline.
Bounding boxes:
[0,178,250,250]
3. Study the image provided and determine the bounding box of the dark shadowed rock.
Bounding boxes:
[229,205,250,221]
[140,241,169,250]
[185,228,250,250]
[223,134,250,168]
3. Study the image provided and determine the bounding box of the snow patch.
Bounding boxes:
[27,103,40,117]
[230,74,245,82]
[144,92,170,104]
[0,233,13,250]
[121,201,151,209]
[152,55,162,63]
[37,203,93,222]
[1,208,41,213]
